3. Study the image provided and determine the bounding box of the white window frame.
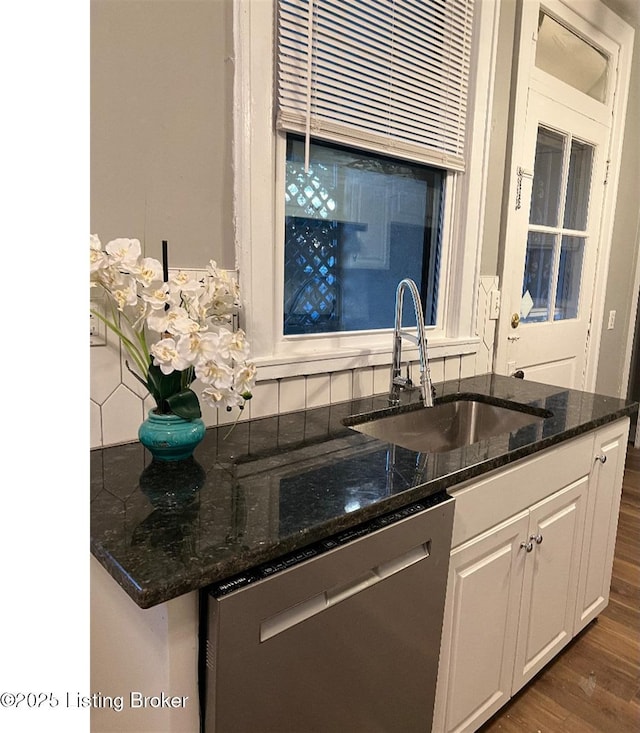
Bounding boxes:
[233,0,501,381]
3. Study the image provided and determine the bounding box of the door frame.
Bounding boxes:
[495,0,635,390]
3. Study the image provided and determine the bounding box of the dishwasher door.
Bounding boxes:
[205,495,454,733]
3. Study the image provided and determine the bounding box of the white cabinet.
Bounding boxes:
[574,419,629,632]
[512,477,587,692]
[433,419,629,733]
[433,512,528,733]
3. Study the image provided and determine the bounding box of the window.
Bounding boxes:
[284,136,445,335]
[234,0,500,375]
[276,0,471,340]
[535,11,609,102]
[521,126,594,324]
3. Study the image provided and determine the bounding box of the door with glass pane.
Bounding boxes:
[498,90,609,389]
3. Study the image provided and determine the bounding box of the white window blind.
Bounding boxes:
[277,0,475,171]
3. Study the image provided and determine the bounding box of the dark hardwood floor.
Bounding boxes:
[479,445,640,733]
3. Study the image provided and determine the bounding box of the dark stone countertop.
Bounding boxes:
[90,374,638,608]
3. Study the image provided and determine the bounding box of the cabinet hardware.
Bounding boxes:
[596,454,607,464]
[520,540,534,553]
[529,533,543,545]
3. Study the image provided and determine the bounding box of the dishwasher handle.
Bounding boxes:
[260,542,430,642]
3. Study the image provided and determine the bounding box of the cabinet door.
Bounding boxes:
[512,477,588,693]
[433,512,529,733]
[575,419,629,632]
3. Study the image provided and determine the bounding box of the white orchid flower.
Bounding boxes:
[233,363,257,394]
[90,235,109,274]
[216,329,251,361]
[150,337,189,374]
[111,277,139,311]
[134,257,164,287]
[147,306,194,335]
[194,359,234,388]
[177,332,220,363]
[200,386,227,406]
[142,286,170,311]
[170,270,203,293]
[168,311,202,336]
[105,238,142,269]
[91,235,255,416]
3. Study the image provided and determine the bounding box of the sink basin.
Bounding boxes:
[344,397,550,453]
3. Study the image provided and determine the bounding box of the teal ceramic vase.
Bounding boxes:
[138,410,206,462]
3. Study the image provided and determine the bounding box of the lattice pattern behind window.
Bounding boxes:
[284,163,340,333]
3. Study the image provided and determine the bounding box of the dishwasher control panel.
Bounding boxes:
[209,490,451,598]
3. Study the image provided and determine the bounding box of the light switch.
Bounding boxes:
[607,310,616,330]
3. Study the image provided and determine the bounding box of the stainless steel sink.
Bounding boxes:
[345,398,549,453]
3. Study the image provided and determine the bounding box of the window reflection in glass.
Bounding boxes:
[564,140,593,231]
[555,236,584,320]
[522,232,555,323]
[283,136,445,335]
[529,128,564,227]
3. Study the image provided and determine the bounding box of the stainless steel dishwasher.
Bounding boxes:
[204,493,454,733]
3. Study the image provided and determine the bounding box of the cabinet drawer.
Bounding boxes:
[449,433,594,547]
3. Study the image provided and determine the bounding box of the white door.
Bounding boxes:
[496,89,609,389]
[493,0,635,391]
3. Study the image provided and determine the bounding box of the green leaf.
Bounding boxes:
[167,388,202,419]
[146,364,182,409]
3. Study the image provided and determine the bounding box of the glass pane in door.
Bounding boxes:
[564,140,594,230]
[529,128,565,227]
[555,236,585,320]
[535,12,609,103]
[522,231,555,323]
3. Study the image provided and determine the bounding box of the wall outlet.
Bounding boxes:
[607,310,616,330]
[489,289,501,320]
[90,299,107,346]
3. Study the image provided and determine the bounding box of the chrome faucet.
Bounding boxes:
[389,278,435,407]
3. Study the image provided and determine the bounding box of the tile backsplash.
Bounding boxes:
[90,276,499,448]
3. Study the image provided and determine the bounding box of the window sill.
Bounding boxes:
[253,336,480,381]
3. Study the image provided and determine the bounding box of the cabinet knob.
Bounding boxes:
[530,533,543,545]
[520,541,534,553]
[596,454,607,464]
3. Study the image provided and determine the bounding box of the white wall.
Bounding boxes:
[90,558,199,733]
